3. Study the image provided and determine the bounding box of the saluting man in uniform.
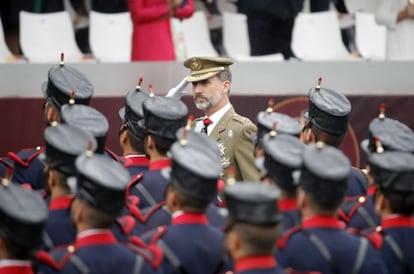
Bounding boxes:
[185,56,260,182]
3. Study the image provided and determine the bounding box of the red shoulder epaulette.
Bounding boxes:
[104,148,121,163]
[116,215,136,235]
[338,196,367,223]
[36,250,61,271]
[129,233,164,268]
[354,227,383,249]
[8,147,44,168]
[276,225,302,250]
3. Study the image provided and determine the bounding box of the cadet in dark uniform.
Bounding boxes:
[277,140,388,274]
[37,151,160,274]
[253,98,302,176]
[0,177,47,274]
[366,149,414,274]
[142,127,228,274]
[8,55,94,190]
[261,128,305,234]
[302,78,368,198]
[39,123,97,251]
[223,182,286,274]
[60,101,120,161]
[130,129,227,235]
[118,78,150,176]
[342,105,414,232]
[127,95,188,209]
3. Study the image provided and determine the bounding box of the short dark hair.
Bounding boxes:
[127,130,145,153]
[169,184,209,213]
[147,135,175,156]
[2,237,32,260]
[82,200,117,229]
[304,121,346,148]
[233,223,279,256]
[217,70,232,82]
[382,190,414,215]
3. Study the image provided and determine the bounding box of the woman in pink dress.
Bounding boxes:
[128,0,194,61]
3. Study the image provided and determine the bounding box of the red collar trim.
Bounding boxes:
[49,196,74,210]
[278,198,297,212]
[235,256,277,273]
[0,266,33,274]
[171,212,209,225]
[368,185,377,196]
[75,231,117,248]
[123,155,150,168]
[149,159,171,171]
[302,215,345,229]
[382,216,414,229]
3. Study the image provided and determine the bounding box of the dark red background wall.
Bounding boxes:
[1,95,413,168]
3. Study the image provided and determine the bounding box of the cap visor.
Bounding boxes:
[118,107,126,121]
[41,81,48,98]
[360,139,370,155]
[187,71,221,82]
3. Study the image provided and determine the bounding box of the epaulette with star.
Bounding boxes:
[338,195,368,223]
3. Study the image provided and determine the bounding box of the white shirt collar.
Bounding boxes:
[77,228,111,239]
[204,103,232,135]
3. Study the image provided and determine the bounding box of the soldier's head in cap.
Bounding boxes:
[61,103,109,154]
[297,141,351,216]
[302,78,351,148]
[71,151,130,231]
[43,123,97,198]
[141,94,188,160]
[118,77,149,157]
[261,131,305,198]
[42,53,94,126]
[223,182,281,261]
[253,98,302,172]
[162,128,222,213]
[0,180,47,260]
[184,56,233,116]
[368,149,414,218]
[361,104,414,155]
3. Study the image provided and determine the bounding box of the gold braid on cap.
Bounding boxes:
[379,103,386,120]
[186,115,194,130]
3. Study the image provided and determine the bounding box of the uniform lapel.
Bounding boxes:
[210,107,235,141]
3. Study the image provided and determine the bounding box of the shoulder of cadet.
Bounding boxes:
[338,196,367,223]
[7,146,44,167]
[276,225,303,250]
[36,245,74,271]
[127,232,164,270]
[231,113,255,126]
[349,226,383,249]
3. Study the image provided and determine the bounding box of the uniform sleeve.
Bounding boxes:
[174,0,195,19]
[233,121,261,181]
[128,0,170,24]
[375,0,399,30]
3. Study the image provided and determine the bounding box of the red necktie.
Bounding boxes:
[201,118,212,134]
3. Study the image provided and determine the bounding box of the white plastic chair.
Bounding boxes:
[292,11,351,61]
[355,12,387,60]
[222,12,283,62]
[19,11,85,63]
[179,11,218,57]
[89,11,132,62]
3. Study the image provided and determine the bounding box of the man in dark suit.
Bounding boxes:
[184,56,260,182]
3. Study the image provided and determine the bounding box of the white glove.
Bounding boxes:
[166,77,189,98]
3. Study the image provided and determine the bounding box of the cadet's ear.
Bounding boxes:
[146,135,155,150]
[296,187,307,211]
[225,230,241,256]
[302,127,315,144]
[166,186,179,212]
[120,129,128,144]
[221,80,231,94]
